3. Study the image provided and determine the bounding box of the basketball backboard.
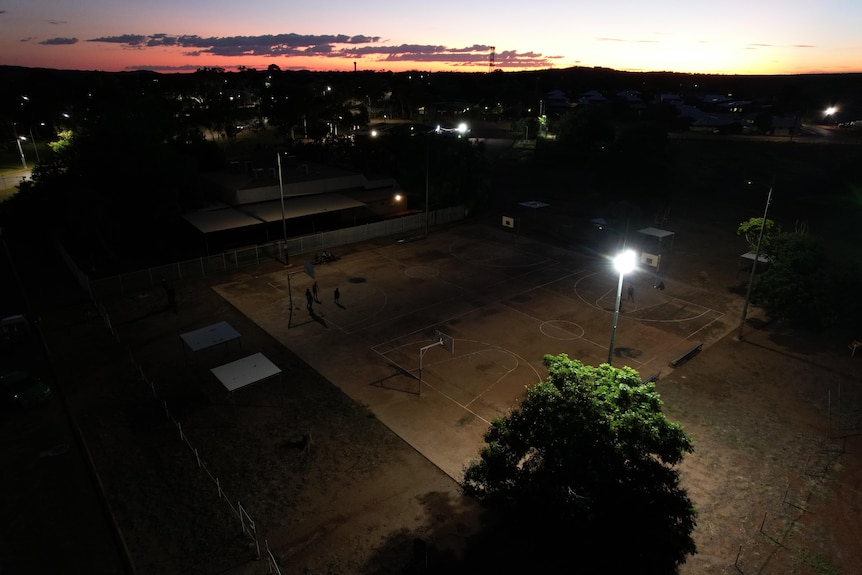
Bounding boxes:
[435,330,454,354]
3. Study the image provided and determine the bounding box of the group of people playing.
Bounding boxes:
[305,281,340,312]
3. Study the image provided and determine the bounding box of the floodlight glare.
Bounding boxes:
[608,249,637,365]
[613,250,637,274]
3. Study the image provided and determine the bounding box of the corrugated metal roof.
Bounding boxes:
[184,193,366,234]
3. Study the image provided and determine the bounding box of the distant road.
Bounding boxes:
[669,124,862,145]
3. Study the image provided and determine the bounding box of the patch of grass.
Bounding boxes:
[795,547,840,575]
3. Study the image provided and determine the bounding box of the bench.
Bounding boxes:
[313,252,339,265]
[669,343,703,367]
[640,372,661,384]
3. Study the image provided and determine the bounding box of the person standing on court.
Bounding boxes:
[161,277,177,313]
[627,284,635,302]
[334,287,340,305]
[305,288,314,312]
[312,281,320,303]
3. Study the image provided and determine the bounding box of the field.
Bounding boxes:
[5,135,862,574]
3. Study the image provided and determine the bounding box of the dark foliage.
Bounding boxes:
[462,354,696,574]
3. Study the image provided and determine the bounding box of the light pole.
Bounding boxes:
[425,132,430,236]
[424,122,467,237]
[737,177,774,340]
[12,124,27,169]
[608,249,636,365]
[276,152,288,263]
[28,128,40,163]
[15,136,27,169]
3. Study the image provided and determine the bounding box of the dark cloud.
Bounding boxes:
[305,44,334,54]
[346,35,376,44]
[48,20,68,25]
[89,34,147,45]
[447,44,495,53]
[40,37,78,45]
[83,31,553,69]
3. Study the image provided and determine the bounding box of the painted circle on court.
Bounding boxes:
[539,320,584,340]
[405,266,438,279]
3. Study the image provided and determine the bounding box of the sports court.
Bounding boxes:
[213,222,736,480]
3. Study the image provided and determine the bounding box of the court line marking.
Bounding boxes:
[574,271,723,324]
[375,337,544,426]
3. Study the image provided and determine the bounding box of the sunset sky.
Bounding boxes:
[1,0,861,75]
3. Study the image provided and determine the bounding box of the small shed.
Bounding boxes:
[637,227,675,252]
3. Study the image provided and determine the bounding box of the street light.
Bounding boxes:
[425,131,430,236]
[425,122,468,236]
[608,249,637,365]
[15,136,27,169]
[11,123,27,169]
[276,152,288,263]
[737,176,775,340]
[27,128,40,163]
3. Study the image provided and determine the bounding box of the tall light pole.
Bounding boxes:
[15,136,27,169]
[608,249,636,365]
[424,122,467,237]
[277,152,288,263]
[425,132,430,236]
[12,124,27,169]
[738,177,775,340]
[28,128,40,163]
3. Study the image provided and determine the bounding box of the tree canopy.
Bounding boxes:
[752,232,862,330]
[462,354,696,574]
[737,216,780,257]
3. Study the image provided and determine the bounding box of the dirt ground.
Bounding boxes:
[8,139,862,574]
[31,209,861,575]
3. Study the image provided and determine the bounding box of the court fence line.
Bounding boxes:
[51,207,473,573]
[84,206,466,299]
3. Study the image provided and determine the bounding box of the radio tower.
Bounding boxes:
[489,46,495,73]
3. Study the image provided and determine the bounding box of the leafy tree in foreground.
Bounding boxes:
[463,354,696,574]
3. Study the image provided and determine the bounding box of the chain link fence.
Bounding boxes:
[87,207,465,299]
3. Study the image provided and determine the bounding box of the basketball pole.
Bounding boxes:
[418,338,444,396]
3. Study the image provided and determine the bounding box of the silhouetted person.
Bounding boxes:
[627,284,635,302]
[161,278,177,313]
[312,281,320,303]
[334,287,340,305]
[305,288,313,312]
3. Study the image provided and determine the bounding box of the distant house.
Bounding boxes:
[579,90,608,105]
[616,90,644,105]
[544,89,572,115]
[671,102,743,133]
